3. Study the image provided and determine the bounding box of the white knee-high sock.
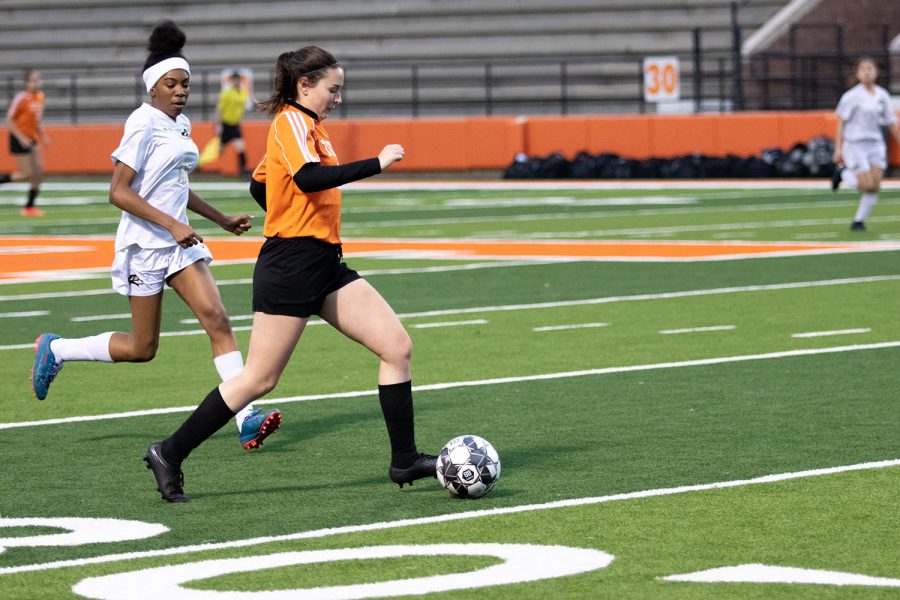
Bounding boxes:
[842,169,858,189]
[214,350,254,430]
[854,192,877,223]
[49,332,114,363]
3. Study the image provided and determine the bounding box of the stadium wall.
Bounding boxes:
[1,111,898,175]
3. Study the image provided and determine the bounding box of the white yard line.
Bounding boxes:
[0,288,116,302]
[2,275,900,351]
[0,457,896,576]
[659,326,736,335]
[0,310,49,318]
[533,322,609,332]
[792,328,871,338]
[2,340,899,431]
[412,319,489,329]
[70,313,132,322]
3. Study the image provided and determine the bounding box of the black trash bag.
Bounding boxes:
[536,152,572,179]
[803,136,836,177]
[775,143,809,177]
[593,153,620,178]
[570,151,603,179]
[736,156,774,178]
[503,152,541,179]
[720,154,743,178]
[760,147,784,167]
[669,156,698,178]
[604,157,637,178]
[634,159,661,178]
[644,157,669,178]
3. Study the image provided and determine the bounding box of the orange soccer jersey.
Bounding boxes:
[8,90,45,140]
[263,103,342,243]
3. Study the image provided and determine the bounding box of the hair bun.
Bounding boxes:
[147,20,186,55]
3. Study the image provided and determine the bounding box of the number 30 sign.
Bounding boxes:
[643,56,680,102]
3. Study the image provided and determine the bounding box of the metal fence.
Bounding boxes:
[1,23,895,124]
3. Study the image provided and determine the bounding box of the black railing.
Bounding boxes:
[743,22,894,111]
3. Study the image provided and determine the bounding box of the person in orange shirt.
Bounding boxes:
[1,69,51,216]
[144,46,436,503]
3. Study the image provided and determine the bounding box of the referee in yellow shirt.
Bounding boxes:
[214,71,250,177]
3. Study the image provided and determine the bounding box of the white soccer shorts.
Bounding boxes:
[111,242,212,296]
[842,139,887,174]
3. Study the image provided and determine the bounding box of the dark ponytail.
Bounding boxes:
[143,20,187,71]
[258,46,340,116]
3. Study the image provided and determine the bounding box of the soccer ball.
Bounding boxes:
[436,435,500,498]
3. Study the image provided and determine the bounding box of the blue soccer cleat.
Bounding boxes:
[239,408,282,450]
[32,333,63,400]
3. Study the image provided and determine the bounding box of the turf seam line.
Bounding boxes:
[0,458,896,576]
[0,261,552,299]
[2,340,899,431]
[7,180,900,191]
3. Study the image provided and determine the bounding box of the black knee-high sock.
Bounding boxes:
[161,386,235,466]
[378,381,418,468]
[0,174,11,185]
[238,152,247,172]
[25,187,38,208]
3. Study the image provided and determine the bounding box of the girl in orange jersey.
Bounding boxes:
[144,46,434,503]
[1,69,50,216]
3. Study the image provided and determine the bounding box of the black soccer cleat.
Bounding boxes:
[850,221,866,232]
[831,165,843,192]
[144,442,190,503]
[388,453,438,488]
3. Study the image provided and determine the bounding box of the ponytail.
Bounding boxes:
[258,46,340,117]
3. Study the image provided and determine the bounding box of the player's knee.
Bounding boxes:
[381,330,412,365]
[251,373,279,397]
[200,305,233,336]
[129,340,158,362]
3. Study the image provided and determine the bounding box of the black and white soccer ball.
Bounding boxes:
[436,435,500,498]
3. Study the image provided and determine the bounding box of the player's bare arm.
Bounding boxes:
[109,161,201,247]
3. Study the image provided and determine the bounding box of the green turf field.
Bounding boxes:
[0,181,898,598]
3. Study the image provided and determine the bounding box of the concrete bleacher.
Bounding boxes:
[0,0,790,121]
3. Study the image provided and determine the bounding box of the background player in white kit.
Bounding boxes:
[31,21,281,451]
[831,57,900,231]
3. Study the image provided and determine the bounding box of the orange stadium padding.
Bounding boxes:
[1,111,897,175]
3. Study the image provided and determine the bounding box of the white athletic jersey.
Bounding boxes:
[835,83,897,143]
[111,103,199,250]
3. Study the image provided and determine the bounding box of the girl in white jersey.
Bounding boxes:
[832,57,900,231]
[30,21,281,451]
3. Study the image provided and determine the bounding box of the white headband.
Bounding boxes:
[142,57,191,92]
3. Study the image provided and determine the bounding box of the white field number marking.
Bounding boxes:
[72,544,614,600]
[663,564,900,587]
[0,518,167,556]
